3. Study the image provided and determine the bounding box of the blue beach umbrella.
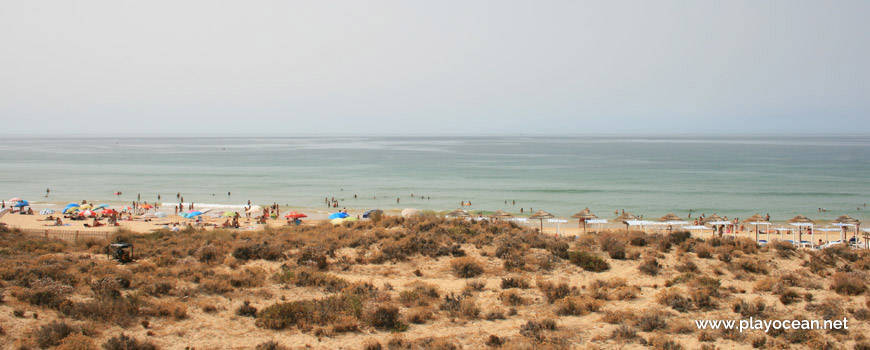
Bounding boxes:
[184,211,204,218]
[93,204,109,210]
[328,212,349,220]
[363,209,383,218]
[13,200,29,207]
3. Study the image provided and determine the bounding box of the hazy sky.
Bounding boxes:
[1,1,868,135]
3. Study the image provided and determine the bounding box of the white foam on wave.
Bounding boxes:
[161,203,260,210]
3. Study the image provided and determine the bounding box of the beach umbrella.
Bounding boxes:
[489,210,513,219]
[401,208,422,219]
[185,211,204,218]
[8,198,22,202]
[446,209,470,218]
[832,215,860,242]
[79,204,92,210]
[700,214,724,224]
[329,212,350,220]
[222,211,236,217]
[78,210,96,217]
[787,215,815,246]
[743,214,769,242]
[614,212,639,230]
[529,209,555,232]
[571,208,598,233]
[140,204,153,210]
[13,200,29,207]
[40,209,55,215]
[93,204,109,210]
[120,206,133,212]
[155,212,168,218]
[658,213,682,222]
[363,209,383,218]
[100,209,117,215]
[285,211,308,219]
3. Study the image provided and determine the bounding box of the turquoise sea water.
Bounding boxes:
[1,136,868,222]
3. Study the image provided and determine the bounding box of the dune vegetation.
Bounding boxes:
[1,216,869,349]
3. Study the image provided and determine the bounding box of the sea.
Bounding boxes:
[1,136,869,223]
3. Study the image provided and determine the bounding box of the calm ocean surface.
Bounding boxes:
[1,136,869,222]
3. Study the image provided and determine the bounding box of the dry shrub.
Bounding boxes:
[636,311,668,332]
[589,278,639,301]
[236,301,258,317]
[772,240,796,258]
[276,268,349,292]
[500,290,528,306]
[407,307,433,324]
[732,298,767,318]
[362,339,382,350]
[610,325,638,341]
[568,251,609,272]
[694,243,713,259]
[675,260,698,273]
[441,293,479,319]
[35,321,80,349]
[538,280,572,304]
[229,267,267,288]
[779,289,801,305]
[255,341,289,350]
[501,276,530,289]
[601,310,636,324]
[194,244,224,264]
[57,333,98,350]
[255,293,364,331]
[364,304,407,331]
[647,334,683,350]
[831,272,867,295]
[657,288,691,313]
[555,295,602,316]
[734,258,769,274]
[638,257,661,276]
[198,278,233,295]
[450,257,484,278]
[599,234,626,260]
[232,242,283,261]
[398,282,440,307]
[151,300,188,320]
[102,333,157,350]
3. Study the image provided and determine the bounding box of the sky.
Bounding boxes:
[1,1,868,136]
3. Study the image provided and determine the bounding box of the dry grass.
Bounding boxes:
[1,219,868,349]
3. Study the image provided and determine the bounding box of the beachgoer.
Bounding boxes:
[396,198,400,204]
[512,200,515,205]
[55,218,62,226]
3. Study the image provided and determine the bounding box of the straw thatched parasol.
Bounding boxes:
[614,212,639,230]
[446,209,471,218]
[489,210,513,219]
[700,214,724,224]
[658,213,682,222]
[529,209,555,232]
[787,215,814,245]
[832,215,860,242]
[571,207,597,233]
[743,214,769,242]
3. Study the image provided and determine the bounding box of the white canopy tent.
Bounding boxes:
[789,222,815,247]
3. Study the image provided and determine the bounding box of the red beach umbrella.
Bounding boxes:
[79,210,96,217]
[284,211,308,219]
